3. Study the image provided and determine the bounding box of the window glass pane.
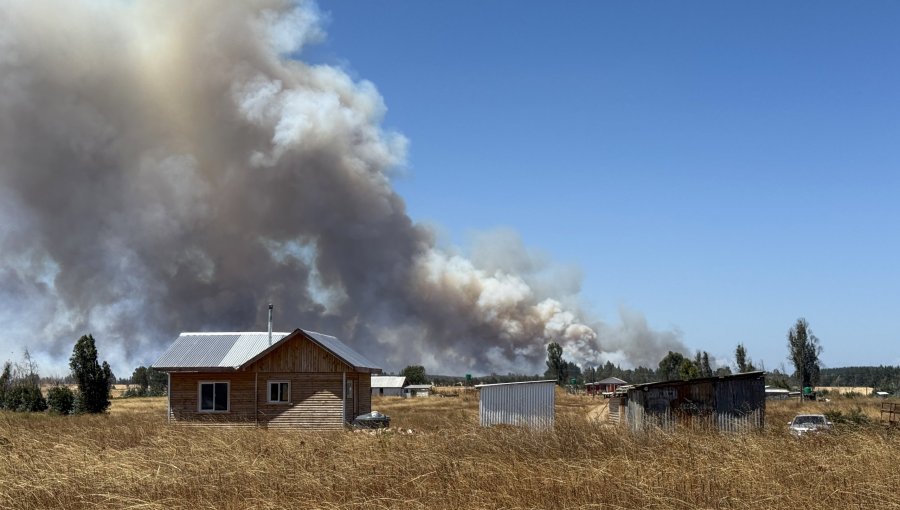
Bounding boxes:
[201,383,214,410]
[270,383,278,402]
[279,383,289,401]
[214,382,228,411]
[346,380,353,399]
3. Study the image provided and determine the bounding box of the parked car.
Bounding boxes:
[351,411,391,429]
[788,414,832,436]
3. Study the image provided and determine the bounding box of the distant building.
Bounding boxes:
[403,384,432,398]
[622,371,765,432]
[815,386,874,397]
[585,377,628,396]
[765,387,791,400]
[371,376,406,397]
[476,380,556,429]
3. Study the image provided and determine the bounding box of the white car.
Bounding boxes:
[788,414,832,436]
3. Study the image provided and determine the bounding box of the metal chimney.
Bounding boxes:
[267,304,274,345]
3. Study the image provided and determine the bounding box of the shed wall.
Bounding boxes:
[479,382,555,429]
[625,376,764,432]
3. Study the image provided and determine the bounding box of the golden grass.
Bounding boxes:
[0,392,897,509]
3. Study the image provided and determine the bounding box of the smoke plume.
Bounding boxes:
[0,0,686,374]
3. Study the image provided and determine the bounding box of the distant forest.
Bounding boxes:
[818,366,900,392]
[427,363,900,392]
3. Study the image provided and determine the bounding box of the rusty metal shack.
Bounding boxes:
[623,371,765,432]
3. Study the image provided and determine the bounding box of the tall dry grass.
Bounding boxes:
[0,393,897,509]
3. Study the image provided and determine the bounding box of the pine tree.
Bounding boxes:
[69,334,113,413]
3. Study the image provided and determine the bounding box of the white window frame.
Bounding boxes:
[198,381,230,413]
[267,380,291,404]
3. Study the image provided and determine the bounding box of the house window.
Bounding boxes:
[268,381,290,403]
[199,381,229,412]
[346,380,353,399]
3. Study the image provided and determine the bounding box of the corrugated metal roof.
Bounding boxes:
[303,330,380,372]
[596,377,628,385]
[153,329,380,373]
[475,379,557,388]
[404,384,432,390]
[371,376,406,388]
[153,332,291,370]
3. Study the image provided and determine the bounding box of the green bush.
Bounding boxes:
[46,386,76,414]
[5,384,47,412]
[825,406,872,427]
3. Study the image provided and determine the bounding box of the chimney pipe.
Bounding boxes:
[267,304,274,345]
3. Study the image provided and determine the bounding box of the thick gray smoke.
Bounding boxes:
[0,0,686,375]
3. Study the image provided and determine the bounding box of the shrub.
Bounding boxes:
[5,384,47,412]
[46,386,76,414]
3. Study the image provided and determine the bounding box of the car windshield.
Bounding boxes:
[794,416,825,425]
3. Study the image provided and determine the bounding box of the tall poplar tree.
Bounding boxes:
[787,318,822,389]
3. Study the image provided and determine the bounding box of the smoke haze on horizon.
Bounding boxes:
[0,0,687,376]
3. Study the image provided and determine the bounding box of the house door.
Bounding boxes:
[346,378,358,419]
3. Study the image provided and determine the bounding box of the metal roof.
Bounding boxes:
[626,371,765,391]
[371,376,406,388]
[303,330,380,372]
[152,332,290,370]
[475,379,556,388]
[153,329,381,373]
[588,377,628,385]
[404,384,433,390]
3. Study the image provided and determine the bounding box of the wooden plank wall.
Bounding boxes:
[249,335,348,373]
[169,372,257,426]
[258,373,344,429]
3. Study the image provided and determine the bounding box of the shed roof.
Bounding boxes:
[626,371,765,392]
[475,380,556,389]
[153,329,381,373]
[371,376,406,389]
[404,384,433,390]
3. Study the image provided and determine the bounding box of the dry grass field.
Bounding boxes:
[0,390,898,509]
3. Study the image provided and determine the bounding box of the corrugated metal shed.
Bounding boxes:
[153,329,380,373]
[476,380,556,430]
[623,371,765,432]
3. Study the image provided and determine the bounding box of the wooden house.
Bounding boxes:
[152,329,381,428]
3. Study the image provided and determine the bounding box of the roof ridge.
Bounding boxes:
[180,331,291,336]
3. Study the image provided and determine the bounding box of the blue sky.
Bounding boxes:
[308,1,899,370]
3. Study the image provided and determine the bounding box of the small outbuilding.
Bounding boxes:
[371,375,406,397]
[153,328,381,428]
[476,380,556,429]
[623,371,765,432]
[403,384,432,398]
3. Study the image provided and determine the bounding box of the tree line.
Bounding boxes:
[0,334,168,415]
[540,317,842,391]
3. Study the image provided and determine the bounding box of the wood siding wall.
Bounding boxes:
[248,335,348,373]
[168,335,374,428]
[258,373,343,429]
[169,372,257,426]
